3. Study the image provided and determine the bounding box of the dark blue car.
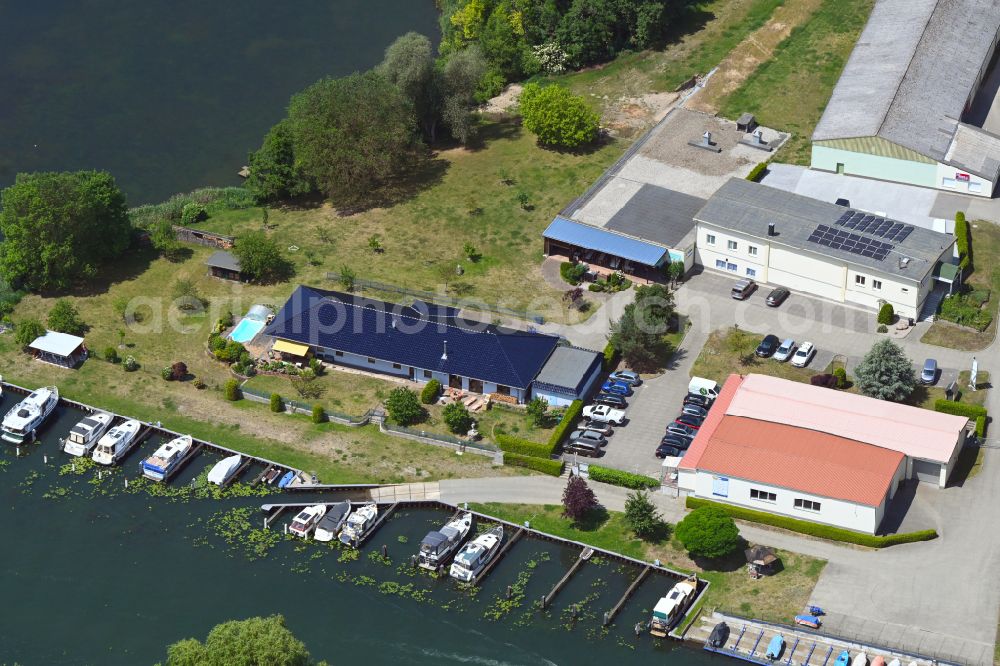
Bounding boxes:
[601,380,633,396]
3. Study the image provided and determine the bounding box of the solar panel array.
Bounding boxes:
[804,211,915,262]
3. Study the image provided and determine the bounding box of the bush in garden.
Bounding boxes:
[676,506,741,558]
[832,367,848,389]
[223,379,240,401]
[122,355,138,372]
[311,404,325,424]
[180,202,207,225]
[171,361,188,380]
[442,401,473,434]
[104,347,119,363]
[420,379,442,405]
[161,366,173,381]
[269,393,283,412]
[385,386,425,426]
[877,303,894,325]
[562,475,598,522]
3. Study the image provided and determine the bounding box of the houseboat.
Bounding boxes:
[207,454,242,486]
[649,575,698,636]
[1,386,58,444]
[141,435,193,481]
[417,512,473,570]
[63,412,113,457]
[449,525,504,583]
[289,505,327,538]
[314,501,352,542]
[92,419,142,465]
[338,502,378,547]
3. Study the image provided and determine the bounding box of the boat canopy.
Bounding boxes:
[420,531,448,553]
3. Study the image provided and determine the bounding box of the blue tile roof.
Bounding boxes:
[543,216,668,266]
[265,286,561,390]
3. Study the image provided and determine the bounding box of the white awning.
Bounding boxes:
[29,330,84,357]
[661,455,683,469]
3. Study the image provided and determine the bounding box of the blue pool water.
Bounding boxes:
[229,318,266,343]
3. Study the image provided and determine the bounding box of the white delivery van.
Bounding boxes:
[688,377,720,399]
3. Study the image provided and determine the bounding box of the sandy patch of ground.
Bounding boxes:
[480,83,523,115]
[603,91,680,137]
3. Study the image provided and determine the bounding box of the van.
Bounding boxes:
[688,377,720,399]
[731,278,757,300]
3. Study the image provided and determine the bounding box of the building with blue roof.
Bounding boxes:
[264,286,573,403]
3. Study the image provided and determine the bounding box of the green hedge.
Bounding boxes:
[933,399,987,419]
[588,466,659,489]
[876,303,894,325]
[746,162,768,182]
[548,400,583,450]
[504,452,564,476]
[602,342,618,372]
[420,379,442,405]
[685,497,938,548]
[955,211,970,272]
[976,415,987,438]
[496,434,553,458]
[560,262,587,285]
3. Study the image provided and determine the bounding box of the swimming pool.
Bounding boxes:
[229,317,266,343]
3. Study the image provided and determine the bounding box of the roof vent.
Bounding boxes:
[767,222,776,237]
[391,318,396,329]
[899,257,910,269]
[441,340,448,361]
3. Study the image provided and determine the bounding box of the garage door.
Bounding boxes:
[913,459,941,484]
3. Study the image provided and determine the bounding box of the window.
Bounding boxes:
[970,182,983,194]
[794,498,822,512]
[942,177,957,189]
[392,363,402,370]
[367,357,376,364]
[901,287,909,293]
[495,385,511,396]
[750,488,776,502]
[872,279,882,290]
[335,351,344,357]
[715,259,726,269]
[706,233,716,245]
[746,268,756,277]
[423,370,432,379]
[727,240,738,251]
[855,275,866,287]
[726,262,737,272]
[748,245,758,256]
[712,476,729,498]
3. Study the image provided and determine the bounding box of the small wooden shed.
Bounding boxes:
[206,250,242,281]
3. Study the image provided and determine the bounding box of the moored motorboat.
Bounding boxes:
[314,501,352,542]
[871,657,886,666]
[417,512,473,570]
[289,504,326,538]
[852,653,869,666]
[141,435,193,481]
[649,575,698,637]
[207,454,242,486]
[338,501,378,547]
[1,386,58,444]
[887,660,901,666]
[707,622,729,648]
[63,412,113,457]
[277,470,296,488]
[449,525,504,583]
[92,419,141,465]
[765,635,784,661]
[834,651,851,666]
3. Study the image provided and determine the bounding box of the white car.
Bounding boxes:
[773,338,795,362]
[582,404,626,425]
[791,341,816,367]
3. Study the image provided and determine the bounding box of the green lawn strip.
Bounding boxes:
[718,0,874,165]
[690,327,817,384]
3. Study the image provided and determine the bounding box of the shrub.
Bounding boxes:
[443,401,473,434]
[832,367,848,389]
[420,379,442,405]
[955,211,970,272]
[602,342,618,372]
[877,302,894,325]
[547,400,583,450]
[685,496,938,547]
[171,361,188,380]
[976,415,987,438]
[676,506,741,558]
[193,377,206,390]
[180,202,207,225]
[504,452,563,475]
[104,346,119,364]
[496,434,552,458]
[587,283,604,292]
[587,466,659,490]
[385,386,426,426]
[312,404,325,424]
[562,475,599,521]
[877,324,888,333]
[161,366,173,381]
[746,162,768,182]
[933,399,987,419]
[213,340,246,364]
[624,490,665,540]
[526,396,548,426]
[809,373,838,388]
[308,358,323,375]
[519,83,600,148]
[122,355,138,372]
[559,261,588,285]
[223,379,240,401]
[269,393,283,413]
[939,294,993,331]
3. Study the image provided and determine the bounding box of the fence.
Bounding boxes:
[325,271,544,324]
[380,422,498,457]
[239,386,372,426]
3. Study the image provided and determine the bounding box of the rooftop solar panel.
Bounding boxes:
[896,228,912,242]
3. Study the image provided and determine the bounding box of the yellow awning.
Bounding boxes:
[273,339,310,356]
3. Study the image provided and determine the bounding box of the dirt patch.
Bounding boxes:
[480,83,523,115]
[603,91,680,137]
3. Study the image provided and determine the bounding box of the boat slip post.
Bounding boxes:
[603,565,651,626]
[542,549,589,609]
[785,637,799,665]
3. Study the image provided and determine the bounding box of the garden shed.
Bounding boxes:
[206,250,242,281]
[28,331,87,368]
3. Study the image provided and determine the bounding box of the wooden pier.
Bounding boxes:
[223,457,254,488]
[473,526,524,586]
[356,501,400,547]
[542,547,592,609]
[604,564,651,626]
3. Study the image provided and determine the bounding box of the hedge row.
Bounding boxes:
[496,434,553,458]
[588,466,659,489]
[685,497,938,548]
[976,415,987,438]
[504,452,564,476]
[746,162,768,182]
[602,342,618,372]
[933,399,987,419]
[955,211,971,272]
[548,400,583,450]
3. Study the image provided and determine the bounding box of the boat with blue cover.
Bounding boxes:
[278,471,296,488]
[141,435,193,481]
[765,635,784,661]
[794,614,821,628]
[834,650,851,666]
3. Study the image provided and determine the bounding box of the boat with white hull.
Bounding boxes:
[339,501,378,547]
[1,386,58,444]
[92,419,142,465]
[314,501,352,542]
[63,412,113,457]
[289,504,327,538]
[418,512,473,570]
[141,435,193,481]
[449,525,503,583]
[207,454,242,486]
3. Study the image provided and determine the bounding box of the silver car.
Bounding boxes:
[569,430,608,447]
[608,370,642,386]
[580,420,613,436]
[773,338,795,362]
[921,358,938,385]
[681,404,708,419]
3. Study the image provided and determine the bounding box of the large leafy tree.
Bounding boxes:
[380,32,440,142]
[232,230,291,284]
[245,120,312,203]
[854,338,916,402]
[385,386,426,426]
[440,46,488,143]
[0,171,131,291]
[287,71,418,205]
[556,0,618,67]
[624,490,664,539]
[608,284,675,371]
[163,615,319,666]
[519,83,600,149]
[562,475,599,522]
[675,506,741,559]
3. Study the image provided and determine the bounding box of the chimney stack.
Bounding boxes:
[441,340,448,361]
[768,222,776,237]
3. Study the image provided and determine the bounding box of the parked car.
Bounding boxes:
[563,440,603,457]
[660,434,691,450]
[683,393,713,409]
[608,370,642,386]
[666,422,697,439]
[756,334,780,358]
[731,278,757,300]
[569,430,608,447]
[773,338,795,363]
[766,287,790,307]
[681,403,708,419]
[656,442,684,459]
[582,404,626,425]
[593,393,627,409]
[674,414,704,430]
[920,358,938,385]
[791,341,816,367]
[600,380,633,397]
[580,420,613,436]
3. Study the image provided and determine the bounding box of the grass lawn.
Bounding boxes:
[905,371,990,411]
[717,0,874,164]
[690,327,818,385]
[920,221,1000,352]
[471,502,825,625]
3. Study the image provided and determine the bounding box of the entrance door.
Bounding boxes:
[836,163,845,175]
[913,459,941,484]
[449,375,463,389]
[468,378,484,394]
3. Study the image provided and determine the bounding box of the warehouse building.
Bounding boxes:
[694,179,957,319]
[811,0,1000,197]
[678,374,969,534]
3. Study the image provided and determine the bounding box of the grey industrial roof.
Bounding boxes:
[533,346,601,393]
[604,184,705,248]
[695,179,954,282]
[206,250,241,272]
[813,0,1000,162]
[944,124,1000,181]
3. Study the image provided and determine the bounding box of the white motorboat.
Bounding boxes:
[92,419,142,465]
[449,525,503,582]
[1,386,58,444]
[418,512,473,570]
[649,575,698,636]
[207,454,242,486]
[853,654,868,666]
[314,502,352,542]
[339,501,378,547]
[289,504,327,538]
[63,412,113,457]
[141,435,193,481]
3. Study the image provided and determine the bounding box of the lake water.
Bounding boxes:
[0,1,440,204]
[0,393,718,664]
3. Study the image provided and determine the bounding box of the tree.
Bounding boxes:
[556,0,617,67]
[290,371,324,400]
[420,379,442,404]
[339,266,357,292]
[385,386,426,425]
[440,46,487,143]
[269,393,284,413]
[380,32,440,142]
[47,299,85,335]
[14,318,45,348]
[287,71,418,205]
[245,119,312,203]
[172,278,203,310]
[854,338,916,402]
[526,396,548,426]
[0,170,131,291]
[562,475,598,522]
[955,211,971,272]
[624,490,664,540]
[666,261,685,286]
[478,3,534,81]
[519,83,600,149]
[877,302,895,326]
[608,286,675,372]
[163,615,318,666]
[232,230,291,284]
[171,361,188,381]
[150,218,183,260]
[675,506,741,559]
[442,401,473,433]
